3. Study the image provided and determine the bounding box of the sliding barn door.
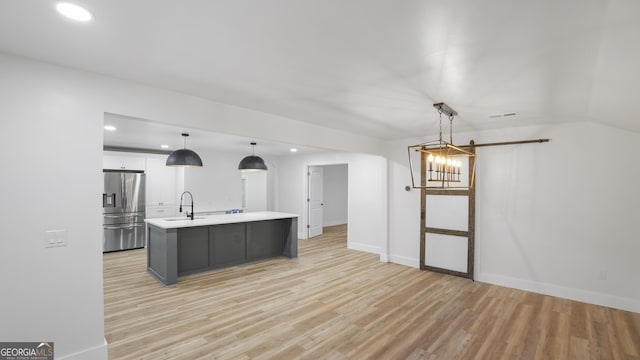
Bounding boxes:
[420,143,476,279]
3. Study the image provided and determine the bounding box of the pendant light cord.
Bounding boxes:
[181,132,190,149]
[438,109,443,143]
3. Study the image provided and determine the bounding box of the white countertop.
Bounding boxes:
[145,211,299,229]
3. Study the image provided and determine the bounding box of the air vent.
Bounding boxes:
[488,112,518,119]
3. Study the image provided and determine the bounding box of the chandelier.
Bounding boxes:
[408,102,475,189]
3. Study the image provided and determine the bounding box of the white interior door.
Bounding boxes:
[308,166,324,238]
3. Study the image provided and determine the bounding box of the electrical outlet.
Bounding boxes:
[598,269,608,280]
[45,230,67,248]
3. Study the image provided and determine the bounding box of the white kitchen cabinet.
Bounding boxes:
[146,205,177,218]
[145,157,177,207]
[103,155,146,171]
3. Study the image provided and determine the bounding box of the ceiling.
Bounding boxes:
[1,0,639,140]
[103,113,325,156]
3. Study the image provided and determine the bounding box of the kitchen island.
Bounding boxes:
[145,211,298,286]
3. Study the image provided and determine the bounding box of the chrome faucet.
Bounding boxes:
[179,191,195,220]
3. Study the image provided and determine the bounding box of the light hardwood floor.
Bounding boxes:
[104,225,640,359]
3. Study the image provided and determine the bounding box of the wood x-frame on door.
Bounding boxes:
[419,141,476,280]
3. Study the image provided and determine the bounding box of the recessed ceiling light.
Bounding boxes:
[56,2,93,22]
[104,125,116,131]
[290,148,298,153]
[161,144,169,149]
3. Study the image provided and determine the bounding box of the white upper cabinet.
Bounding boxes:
[145,157,177,206]
[103,155,146,171]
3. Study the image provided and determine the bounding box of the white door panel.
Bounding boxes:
[308,166,323,238]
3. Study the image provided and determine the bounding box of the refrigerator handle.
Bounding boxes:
[121,173,127,210]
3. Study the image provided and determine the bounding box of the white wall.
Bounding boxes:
[385,122,640,313]
[266,158,278,211]
[181,149,272,213]
[275,152,386,256]
[0,53,383,359]
[0,56,108,359]
[242,171,268,212]
[182,148,244,212]
[322,164,348,226]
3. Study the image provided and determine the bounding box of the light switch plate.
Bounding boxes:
[45,229,67,248]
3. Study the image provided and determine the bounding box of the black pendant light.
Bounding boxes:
[238,142,267,171]
[166,133,203,167]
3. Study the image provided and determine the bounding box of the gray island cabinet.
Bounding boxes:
[145,212,298,286]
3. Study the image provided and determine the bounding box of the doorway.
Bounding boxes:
[306,164,348,239]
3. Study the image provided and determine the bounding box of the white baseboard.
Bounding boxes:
[58,337,108,360]
[476,272,640,314]
[323,220,347,227]
[389,254,420,268]
[347,242,380,255]
[382,256,640,313]
[379,254,389,262]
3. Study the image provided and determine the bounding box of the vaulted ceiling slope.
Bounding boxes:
[0,0,638,139]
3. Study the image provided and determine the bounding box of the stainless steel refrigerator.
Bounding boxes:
[102,170,146,252]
